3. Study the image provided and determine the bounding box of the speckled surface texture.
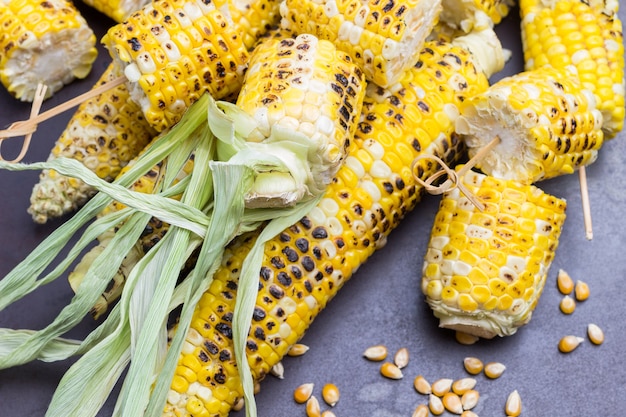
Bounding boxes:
[1,4,625,416]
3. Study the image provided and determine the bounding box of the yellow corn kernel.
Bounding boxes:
[574,280,590,301]
[587,323,604,345]
[463,357,484,375]
[559,295,576,314]
[505,390,522,416]
[321,383,340,407]
[557,268,574,294]
[414,375,432,395]
[559,335,584,353]
[294,383,314,404]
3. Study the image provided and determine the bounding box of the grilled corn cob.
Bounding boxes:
[102,0,249,132]
[27,63,157,224]
[0,0,98,101]
[227,0,282,50]
[278,0,442,88]
[421,167,567,338]
[455,66,604,184]
[520,0,625,138]
[163,32,499,417]
[81,0,151,22]
[439,0,514,32]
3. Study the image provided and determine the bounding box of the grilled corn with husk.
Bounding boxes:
[421,167,567,338]
[0,0,98,101]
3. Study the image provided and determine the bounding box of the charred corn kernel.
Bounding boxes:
[421,168,567,338]
[452,378,476,395]
[322,383,340,407]
[413,404,430,417]
[456,331,479,345]
[587,323,604,345]
[456,66,604,184]
[81,0,150,22]
[28,63,156,223]
[287,343,310,356]
[393,347,409,369]
[380,362,403,380]
[431,378,453,397]
[279,0,442,87]
[559,295,576,314]
[306,395,322,417]
[414,375,432,395]
[442,392,464,414]
[439,0,514,32]
[294,383,315,403]
[505,390,522,417]
[520,0,625,138]
[164,33,495,416]
[102,0,249,132]
[429,394,445,415]
[483,361,506,379]
[235,32,366,206]
[461,389,479,410]
[463,357,483,375]
[557,268,574,294]
[574,280,590,301]
[559,335,584,353]
[0,0,97,101]
[363,344,388,361]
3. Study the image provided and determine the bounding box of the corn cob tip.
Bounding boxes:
[28,171,95,223]
[451,27,505,79]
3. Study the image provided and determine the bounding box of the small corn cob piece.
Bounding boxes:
[455,66,604,184]
[439,0,514,32]
[0,0,98,101]
[81,0,151,23]
[279,0,442,88]
[28,63,157,224]
[421,167,567,338]
[520,0,625,138]
[102,0,249,132]
[163,33,497,416]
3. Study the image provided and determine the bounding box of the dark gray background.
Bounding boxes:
[1,4,625,416]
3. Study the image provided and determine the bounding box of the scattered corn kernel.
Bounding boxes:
[452,378,477,395]
[363,344,388,361]
[461,389,480,411]
[483,362,506,379]
[321,411,337,417]
[431,378,453,396]
[587,323,605,345]
[505,390,522,416]
[429,394,445,415]
[294,383,315,404]
[306,395,321,417]
[463,357,484,375]
[288,343,310,356]
[380,362,403,379]
[394,347,410,369]
[270,361,284,379]
[412,404,430,417]
[575,280,590,301]
[322,383,340,407]
[414,375,432,395]
[557,269,574,294]
[558,335,584,353]
[461,411,479,417]
[442,392,464,414]
[456,331,480,345]
[559,295,576,314]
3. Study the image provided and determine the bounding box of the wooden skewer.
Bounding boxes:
[579,165,593,241]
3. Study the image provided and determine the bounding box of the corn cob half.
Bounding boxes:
[0,0,98,101]
[163,33,497,416]
[279,0,442,88]
[27,63,157,223]
[421,167,567,338]
[520,0,625,138]
[102,0,249,132]
[455,66,604,184]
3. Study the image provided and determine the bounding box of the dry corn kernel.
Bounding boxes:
[505,390,522,416]
[232,397,244,411]
[429,394,445,415]
[461,411,479,417]
[559,295,576,314]
[414,375,432,395]
[463,357,484,375]
[484,362,506,379]
[557,269,574,294]
[461,389,480,410]
[294,383,315,404]
[380,362,403,379]
[442,392,464,414]
[456,331,480,345]
[288,343,310,356]
[394,347,410,369]
[363,344,388,361]
[270,362,284,379]
[587,323,605,345]
[452,378,477,395]
[412,404,429,417]
[306,395,321,417]
[322,383,340,407]
[558,335,584,353]
[431,378,453,396]
[574,280,590,301]
[321,411,337,417]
